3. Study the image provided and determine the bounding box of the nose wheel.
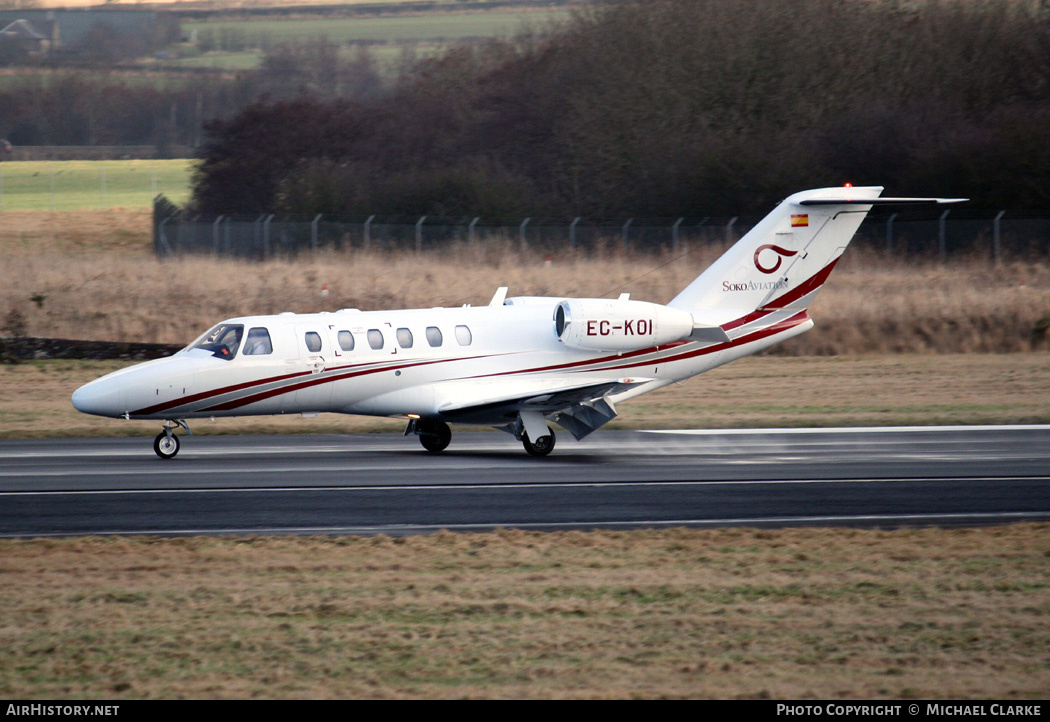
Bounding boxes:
[153,419,190,459]
[153,431,181,459]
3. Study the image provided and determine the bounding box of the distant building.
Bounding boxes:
[0,17,59,56]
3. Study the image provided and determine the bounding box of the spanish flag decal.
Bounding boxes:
[791,214,809,227]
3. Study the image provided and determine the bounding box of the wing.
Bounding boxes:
[434,376,656,439]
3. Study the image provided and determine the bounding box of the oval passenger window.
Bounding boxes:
[338,330,355,352]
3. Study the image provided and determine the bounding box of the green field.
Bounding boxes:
[182,8,569,46]
[167,43,441,72]
[175,7,571,74]
[0,160,195,211]
[164,50,266,70]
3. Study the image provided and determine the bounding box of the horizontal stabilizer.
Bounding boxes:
[798,197,967,206]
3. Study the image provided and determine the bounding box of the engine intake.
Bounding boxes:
[554,299,695,352]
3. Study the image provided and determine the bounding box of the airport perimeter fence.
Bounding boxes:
[152,197,1050,263]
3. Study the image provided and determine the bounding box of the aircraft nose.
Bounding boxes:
[72,378,125,417]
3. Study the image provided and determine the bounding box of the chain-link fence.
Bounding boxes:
[154,197,1050,262]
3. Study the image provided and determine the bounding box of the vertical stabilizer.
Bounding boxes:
[669,186,883,324]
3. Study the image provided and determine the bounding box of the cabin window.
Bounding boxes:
[337,330,355,352]
[396,328,413,348]
[455,325,472,346]
[426,326,443,347]
[367,329,384,350]
[304,331,322,353]
[191,323,244,360]
[243,327,272,356]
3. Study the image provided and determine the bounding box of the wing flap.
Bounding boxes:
[435,376,653,430]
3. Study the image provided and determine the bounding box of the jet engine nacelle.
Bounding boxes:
[554,298,695,352]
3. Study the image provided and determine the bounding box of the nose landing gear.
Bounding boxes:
[153,419,191,459]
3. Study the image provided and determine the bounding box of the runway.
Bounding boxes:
[1,426,1049,537]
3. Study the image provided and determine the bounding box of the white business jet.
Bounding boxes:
[72,186,964,458]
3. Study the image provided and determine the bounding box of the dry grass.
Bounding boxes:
[0,526,1047,699]
[2,211,1049,355]
[0,211,152,256]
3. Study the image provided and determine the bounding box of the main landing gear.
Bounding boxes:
[516,410,556,457]
[153,419,190,459]
[408,419,452,453]
[407,418,557,456]
[522,426,556,457]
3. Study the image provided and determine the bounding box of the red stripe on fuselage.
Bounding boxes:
[131,368,311,416]
[201,356,459,412]
[591,310,810,373]
[132,354,494,416]
[448,309,810,385]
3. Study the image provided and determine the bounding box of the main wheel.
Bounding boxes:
[522,426,556,457]
[418,420,452,452]
[153,431,180,459]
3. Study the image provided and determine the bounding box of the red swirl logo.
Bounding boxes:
[754,244,798,274]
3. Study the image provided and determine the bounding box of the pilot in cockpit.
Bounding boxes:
[220,327,242,358]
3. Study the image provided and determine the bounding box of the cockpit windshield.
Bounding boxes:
[188,323,244,360]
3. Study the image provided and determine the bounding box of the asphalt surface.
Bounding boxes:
[2,426,1049,537]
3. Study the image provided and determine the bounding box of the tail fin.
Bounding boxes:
[669,186,964,332]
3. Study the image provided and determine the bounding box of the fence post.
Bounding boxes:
[886,213,897,253]
[993,210,1005,265]
[570,217,580,249]
[252,215,263,260]
[519,218,530,251]
[939,209,950,263]
[469,217,480,244]
[725,217,738,244]
[212,215,224,254]
[157,218,173,258]
[416,215,427,252]
[311,214,322,252]
[263,214,274,260]
[622,218,632,249]
[364,214,375,251]
[673,218,684,252]
[180,215,198,257]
